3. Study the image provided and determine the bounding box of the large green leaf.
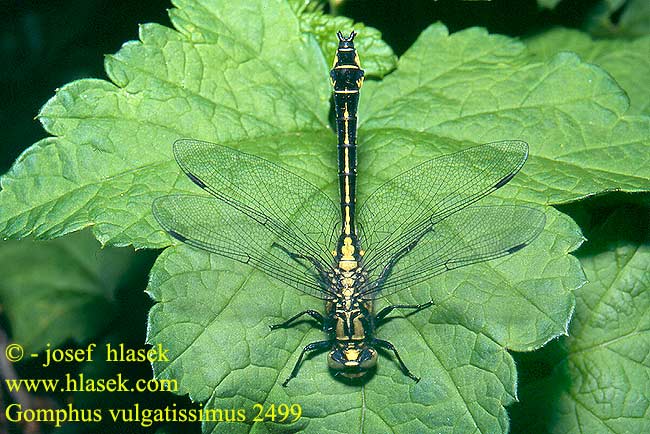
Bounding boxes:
[2,0,649,432]
[527,28,650,115]
[511,206,650,433]
[0,230,133,352]
[148,210,582,434]
[359,25,650,205]
[1,8,648,243]
[0,0,332,247]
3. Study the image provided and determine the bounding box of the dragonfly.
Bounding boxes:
[152,30,545,386]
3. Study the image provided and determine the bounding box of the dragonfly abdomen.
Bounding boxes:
[331,31,364,239]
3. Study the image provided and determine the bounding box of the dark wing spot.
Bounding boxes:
[186,172,207,189]
[494,172,516,189]
[507,242,527,254]
[168,230,188,243]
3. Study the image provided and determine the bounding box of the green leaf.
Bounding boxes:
[148,209,582,433]
[0,230,133,352]
[3,0,648,431]
[288,0,397,77]
[360,25,650,205]
[141,12,593,434]
[2,13,649,244]
[0,0,331,247]
[511,206,650,433]
[287,0,326,13]
[527,28,650,115]
[298,13,397,78]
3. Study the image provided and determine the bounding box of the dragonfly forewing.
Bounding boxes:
[173,139,340,269]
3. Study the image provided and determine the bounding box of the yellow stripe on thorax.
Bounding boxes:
[338,236,358,271]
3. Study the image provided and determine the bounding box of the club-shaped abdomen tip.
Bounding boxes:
[337,30,357,46]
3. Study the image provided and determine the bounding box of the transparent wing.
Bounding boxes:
[358,140,529,276]
[172,139,339,271]
[153,195,336,299]
[360,205,545,297]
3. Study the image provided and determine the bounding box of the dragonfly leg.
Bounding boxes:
[283,340,331,387]
[372,338,420,382]
[374,228,434,289]
[271,242,327,276]
[375,300,434,323]
[270,310,324,330]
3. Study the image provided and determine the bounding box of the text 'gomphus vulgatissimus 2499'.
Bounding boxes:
[152,31,546,386]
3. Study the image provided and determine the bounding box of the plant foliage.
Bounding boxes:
[0,0,648,433]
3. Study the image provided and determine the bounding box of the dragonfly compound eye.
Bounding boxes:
[328,346,377,378]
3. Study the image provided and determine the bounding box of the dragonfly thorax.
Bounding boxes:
[331,262,366,295]
[336,235,363,272]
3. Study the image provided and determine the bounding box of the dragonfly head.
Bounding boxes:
[328,343,377,378]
